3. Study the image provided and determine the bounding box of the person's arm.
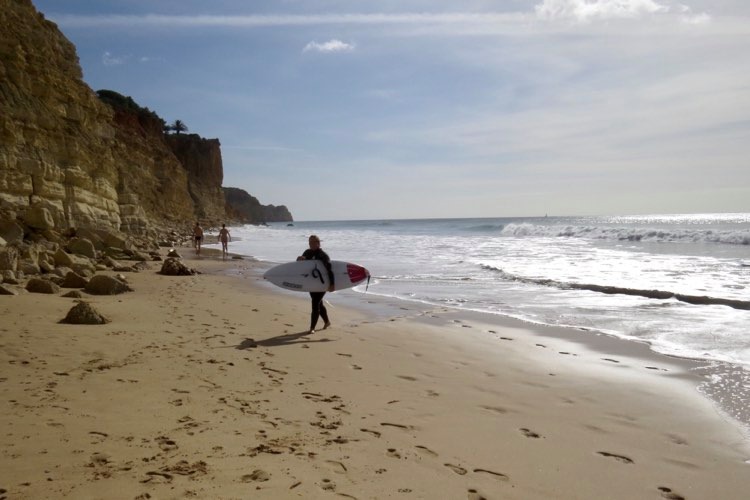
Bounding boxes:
[297,249,312,261]
[320,250,335,291]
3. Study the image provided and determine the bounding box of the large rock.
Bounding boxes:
[18,259,40,275]
[60,301,110,324]
[23,206,55,230]
[0,220,24,245]
[0,284,17,295]
[67,237,97,258]
[84,274,133,295]
[26,278,60,294]
[1,270,19,284]
[74,228,104,249]
[61,271,89,288]
[53,248,96,275]
[0,247,19,272]
[159,257,196,276]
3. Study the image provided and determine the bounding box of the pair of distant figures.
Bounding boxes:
[192,222,231,258]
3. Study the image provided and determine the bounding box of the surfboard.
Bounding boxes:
[263,260,370,292]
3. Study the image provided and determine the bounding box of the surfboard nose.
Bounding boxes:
[346,263,369,284]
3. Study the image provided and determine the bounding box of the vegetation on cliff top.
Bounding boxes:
[96,89,165,126]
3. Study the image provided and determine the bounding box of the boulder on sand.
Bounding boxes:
[159,257,196,276]
[60,301,110,324]
[26,277,60,294]
[84,275,133,295]
[61,271,89,288]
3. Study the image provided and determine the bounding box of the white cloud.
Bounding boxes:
[535,0,669,22]
[303,39,355,53]
[102,51,127,66]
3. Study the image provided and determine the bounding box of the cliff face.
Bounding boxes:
[166,134,226,223]
[109,105,194,234]
[0,0,292,238]
[0,0,122,230]
[224,187,293,223]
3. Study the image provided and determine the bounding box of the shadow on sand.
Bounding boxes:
[235,331,333,349]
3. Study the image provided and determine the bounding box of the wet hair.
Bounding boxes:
[309,234,321,243]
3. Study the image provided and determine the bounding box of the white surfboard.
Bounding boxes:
[263,260,370,292]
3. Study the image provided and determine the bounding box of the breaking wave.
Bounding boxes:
[500,223,750,245]
[480,265,750,311]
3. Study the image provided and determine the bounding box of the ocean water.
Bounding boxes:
[214,214,750,368]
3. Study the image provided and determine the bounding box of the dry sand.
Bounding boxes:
[1,251,749,499]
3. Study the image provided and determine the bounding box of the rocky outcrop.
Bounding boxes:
[224,187,293,224]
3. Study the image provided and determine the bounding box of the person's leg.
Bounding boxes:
[319,295,330,328]
[309,292,325,332]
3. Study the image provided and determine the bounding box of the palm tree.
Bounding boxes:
[171,120,188,134]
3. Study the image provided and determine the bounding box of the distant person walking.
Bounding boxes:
[218,224,231,259]
[297,235,334,333]
[192,222,204,255]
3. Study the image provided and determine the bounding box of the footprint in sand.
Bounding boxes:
[360,428,381,438]
[380,422,414,431]
[415,445,438,457]
[320,478,336,491]
[474,468,509,481]
[397,375,418,381]
[658,486,686,500]
[480,405,509,415]
[597,451,634,464]
[351,364,363,370]
[445,463,468,475]
[386,448,402,458]
[325,460,348,473]
[520,428,542,439]
[468,489,488,500]
[241,469,270,482]
[666,433,688,445]
[602,358,620,363]
[156,436,178,452]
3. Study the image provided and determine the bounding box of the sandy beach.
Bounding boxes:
[1,250,749,500]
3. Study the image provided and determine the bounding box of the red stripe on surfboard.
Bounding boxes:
[346,264,369,284]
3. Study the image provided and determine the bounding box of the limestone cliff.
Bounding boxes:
[224,187,293,223]
[102,91,194,234]
[0,0,292,239]
[1,0,122,230]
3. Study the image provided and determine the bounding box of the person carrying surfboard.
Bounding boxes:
[297,235,334,333]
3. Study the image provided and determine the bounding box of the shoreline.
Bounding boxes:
[219,244,750,440]
[2,249,749,498]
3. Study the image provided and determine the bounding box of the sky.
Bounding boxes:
[33,0,750,221]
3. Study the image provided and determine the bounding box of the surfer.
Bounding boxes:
[218,224,231,259]
[297,235,334,333]
[192,222,204,255]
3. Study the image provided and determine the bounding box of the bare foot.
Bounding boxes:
[323,322,331,330]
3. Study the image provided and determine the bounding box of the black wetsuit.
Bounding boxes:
[302,248,334,331]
